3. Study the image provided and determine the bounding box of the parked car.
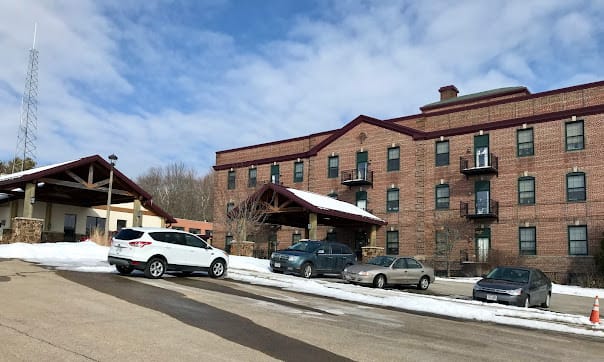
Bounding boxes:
[270,239,356,278]
[342,255,434,290]
[472,266,552,308]
[107,227,228,279]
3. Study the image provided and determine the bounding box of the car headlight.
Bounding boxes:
[288,255,298,261]
[270,252,276,259]
[358,271,369,276]
[506,288,523,296]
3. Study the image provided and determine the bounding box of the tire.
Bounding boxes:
[417,276,430,290]
[301,263,314,278]
[144,257,166,279]
[541,293,551,308]
[522,295,530,308]
[115,265,133,275]
[373,274,386,289]
[209,259,226,278]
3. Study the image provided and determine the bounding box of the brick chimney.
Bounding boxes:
[438,85,459,101]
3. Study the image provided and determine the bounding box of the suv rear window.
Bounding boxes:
[114,229,144,240]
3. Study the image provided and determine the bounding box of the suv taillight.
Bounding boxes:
[129,241,152,247]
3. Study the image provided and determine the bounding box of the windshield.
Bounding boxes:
[367,256,395,267]
[486,267,529,283]
[287,241,322,253]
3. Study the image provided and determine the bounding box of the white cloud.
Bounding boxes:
[0,0,602,178]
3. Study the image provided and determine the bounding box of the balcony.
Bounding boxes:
[460,199,499,221]
[459,154,498,177]
[341,168,373,187]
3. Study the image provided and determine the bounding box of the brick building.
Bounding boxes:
[213,80,604,282]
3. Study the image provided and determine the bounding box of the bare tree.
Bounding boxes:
[434,211,474,277]
[137,163,214,221]
[226,192,272,242]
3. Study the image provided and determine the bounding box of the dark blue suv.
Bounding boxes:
[270,240,356,278]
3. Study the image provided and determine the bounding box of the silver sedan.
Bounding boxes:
[342,256,435,289]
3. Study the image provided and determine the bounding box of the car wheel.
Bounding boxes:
[115,265,134,275]
[522,295,530,308]
[209,259,226,278]
[373,274,386,289]
[417,276,430,290]
[541,293,551,308]
[301,263,314,278]
[144,257,166,279]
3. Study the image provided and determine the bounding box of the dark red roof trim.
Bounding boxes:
[420,87,529,111]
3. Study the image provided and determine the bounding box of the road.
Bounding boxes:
[1,259,602,361]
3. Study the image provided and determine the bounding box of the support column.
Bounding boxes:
[23,183,36,218]
[133,199,142,227]
[370,225,377,246]
[44,203,52,231]
[308,212,317,240]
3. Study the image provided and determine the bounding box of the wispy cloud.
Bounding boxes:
[0,0,602,177]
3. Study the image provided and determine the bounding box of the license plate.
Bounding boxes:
[274,262,280,268]
[486,294,497,301]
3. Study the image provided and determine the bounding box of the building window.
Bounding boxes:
[565,120,584,151]
[86,216,106,235]
[435,184,450,209]
[292,233,301,245]
[248,168,257,188]
[387,147,400,171]
[327,191,338,199]
[227,170,236,189]
[226,202,235,214]
[294,161,304,183]
[117,219,127,230]
[271,164,280,184]
[326,230,337,241]
[356,190,367,211]
[225,234,233,253]
[328,156,339,178]
[568,225,587,255]
[189,228,201,234]
[518,177,535,205]
[517,128,534,157]
[566,172,586,201]
[172,226,185,231]
[386,230,399,255]
[519,227,536,255]
[435,140,449,166]
[386,188,399,212]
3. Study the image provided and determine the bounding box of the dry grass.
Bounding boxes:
[88,228,111,246]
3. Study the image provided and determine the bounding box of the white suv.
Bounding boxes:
[108,227,228,279]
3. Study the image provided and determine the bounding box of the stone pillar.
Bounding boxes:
[230,241,254,256]
[132,199,142,227]
[369,225,377,246]
[308,213,317,239]
[23,183,36,218]
[10,217,43,243]
[361,246,385,263]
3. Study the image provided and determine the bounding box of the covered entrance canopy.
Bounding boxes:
[0,155,175,223]
[241,183,386,242]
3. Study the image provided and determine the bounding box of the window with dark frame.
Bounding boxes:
[387,147,400,171]
[518,176,535,205]
[227,170,236,189]
[435,140,449,166]
[565,120,584,151]
[292,233,301,245]
[566,172,586,201]
[386,188,399,212]
[386,230,399,255]
[517,128,534,156]
[294,161,304,183]
[248,168,257,188]
[226,202,235,213]
[356,190,367,211]
[568,225,587,255]
[328,156,339,178]
[435,184,450,209]
[271,164,280,184]
[519,227,536,255]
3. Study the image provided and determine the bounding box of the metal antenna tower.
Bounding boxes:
[12,24,39,173]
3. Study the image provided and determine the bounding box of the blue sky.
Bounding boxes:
[0,0,603,178]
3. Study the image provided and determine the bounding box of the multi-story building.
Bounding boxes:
[213,80,604,282]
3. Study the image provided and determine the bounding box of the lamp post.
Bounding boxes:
[105,154,118,240]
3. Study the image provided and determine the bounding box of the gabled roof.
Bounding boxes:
[0,155,176,223]
[241,183,386,227]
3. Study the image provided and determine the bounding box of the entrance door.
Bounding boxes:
[354,230,368,260]
[475,134,489,167]
[356,151,368,180]
[476,228,490,262]
[64,214,77,241]
[475,181,490,215]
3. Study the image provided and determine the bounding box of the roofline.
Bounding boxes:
[216,129,335,155]
[420,86,530,111]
